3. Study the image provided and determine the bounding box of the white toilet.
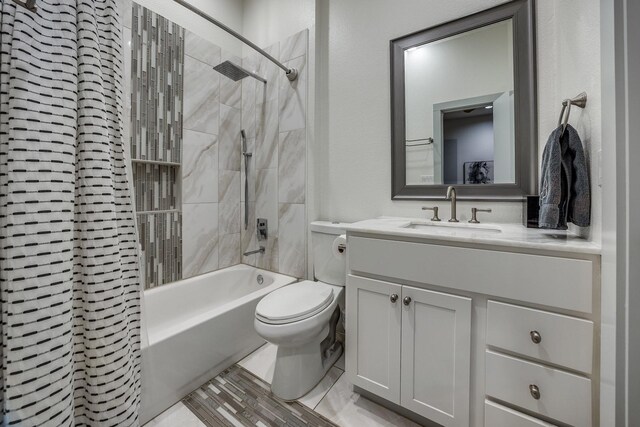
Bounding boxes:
[254,221,347,400]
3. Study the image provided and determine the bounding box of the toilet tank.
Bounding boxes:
[310,221,349,286]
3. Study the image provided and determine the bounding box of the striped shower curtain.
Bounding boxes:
[0,0,142,425]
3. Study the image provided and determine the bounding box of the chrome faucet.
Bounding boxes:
[446,186,458,222]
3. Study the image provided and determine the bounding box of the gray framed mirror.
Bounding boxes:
[391,0,536,200]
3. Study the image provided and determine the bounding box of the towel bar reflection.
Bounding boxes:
[557,92,587,134]
[405,137,434,147]
[12,0,36,11]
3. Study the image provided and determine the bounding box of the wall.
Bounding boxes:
[242,0,315,54]
[599,0,616,422]
[133,0,244,55]
[317,0,602,242]
[181,31,244,277]
[241,0,316,279]
[240,30,310,279]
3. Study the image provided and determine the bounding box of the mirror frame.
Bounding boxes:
[391,0,537,200]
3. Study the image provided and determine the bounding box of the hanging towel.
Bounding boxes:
[539,124,591,229]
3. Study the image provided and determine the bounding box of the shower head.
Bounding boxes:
[213,60,267,84]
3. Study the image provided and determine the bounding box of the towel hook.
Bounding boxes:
[557,92,587,134]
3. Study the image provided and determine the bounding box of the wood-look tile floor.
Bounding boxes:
[183,364,337,426]
[146,343,419,427]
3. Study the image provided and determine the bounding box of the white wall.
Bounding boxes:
[536,0,601,242]
[133,0,244,55]
[317,0,603,241]
[242,0,315,52]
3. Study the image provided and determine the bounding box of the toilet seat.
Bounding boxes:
[256,281,335,325]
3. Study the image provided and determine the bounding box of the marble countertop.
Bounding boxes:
[344,217,601,255]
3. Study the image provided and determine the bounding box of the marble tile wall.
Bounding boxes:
[182,32,242,277]
[241,30,309,278]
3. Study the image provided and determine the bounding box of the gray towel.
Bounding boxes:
[539,124,591,229]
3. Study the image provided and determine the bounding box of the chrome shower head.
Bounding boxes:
[213,60,266,84]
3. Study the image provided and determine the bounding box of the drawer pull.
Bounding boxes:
[529,384,541,400]
[403,296,412,306]
[530,330,542,344]
[390,294,398,303]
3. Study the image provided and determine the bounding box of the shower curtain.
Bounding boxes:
[0,0,142,426]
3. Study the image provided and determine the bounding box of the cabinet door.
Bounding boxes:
[400,286,471,427]
[346,275,402,403]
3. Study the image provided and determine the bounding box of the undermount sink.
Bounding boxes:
[403,221,502,234]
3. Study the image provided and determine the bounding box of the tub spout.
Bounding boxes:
[243,246,265,256]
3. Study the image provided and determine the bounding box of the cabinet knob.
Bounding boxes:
[390,294,398,303]
[529,384,541,400]
[530,330,542,344]
[403,296,412,306]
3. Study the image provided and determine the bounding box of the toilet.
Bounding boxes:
[254,221,347,400]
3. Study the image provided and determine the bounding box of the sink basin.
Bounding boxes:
[403,221,502,234]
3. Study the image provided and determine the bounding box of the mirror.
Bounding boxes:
[391,0,536,200]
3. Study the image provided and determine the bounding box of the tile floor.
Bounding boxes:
[145,343,419,427]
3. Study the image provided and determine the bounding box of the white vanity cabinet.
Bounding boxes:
[345,231,601,427]
[346,275,472,427]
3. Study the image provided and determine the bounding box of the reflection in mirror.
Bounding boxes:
[404,20,515,186]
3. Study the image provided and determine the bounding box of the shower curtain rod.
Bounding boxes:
[171,0,298,81]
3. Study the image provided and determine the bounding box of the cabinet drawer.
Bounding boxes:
[487,301,593,374]
[485,400,557,427]
[348,236,593,313]
[485,351,591,426]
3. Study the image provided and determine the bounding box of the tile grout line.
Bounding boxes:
[312,368,345,411]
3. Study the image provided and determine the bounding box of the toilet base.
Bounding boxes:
[270,325,343,401]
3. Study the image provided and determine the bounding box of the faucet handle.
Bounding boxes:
[469,207,492,224]
[422,206,441,222]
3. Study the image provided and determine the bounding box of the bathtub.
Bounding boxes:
[140,264,296,424]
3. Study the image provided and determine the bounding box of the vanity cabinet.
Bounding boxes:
[345,232,600,427]
[346,275,472,427]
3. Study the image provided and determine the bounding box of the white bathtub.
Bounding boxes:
[140,264,296,424]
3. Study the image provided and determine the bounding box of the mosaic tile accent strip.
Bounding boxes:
[130,4,184,162]
[137,211,182,289]
[130,4,185,288]
[183,365,338,427]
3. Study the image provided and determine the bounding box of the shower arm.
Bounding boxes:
[172,0,298,81]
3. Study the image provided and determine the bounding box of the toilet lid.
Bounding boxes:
[256,281,334,324]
